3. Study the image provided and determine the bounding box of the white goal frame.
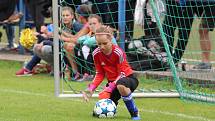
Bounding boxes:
[53,0,180,98]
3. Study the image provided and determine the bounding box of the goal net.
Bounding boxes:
[53,0,215,103]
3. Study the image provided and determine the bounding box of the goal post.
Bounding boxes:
[52,0,60,97]
[53,0,215,103]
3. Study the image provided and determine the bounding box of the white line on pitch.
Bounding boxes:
[140,109,215,121]
[0,89,50,97]
[1,89,214,121]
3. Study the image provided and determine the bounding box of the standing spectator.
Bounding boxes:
[143,0,164,36]
[0,0,17,22]
[25,0,45,32]
[91,0,137,47]
[193,1,215,69]
[0,0,23,23]
[1,25,16,50]
[162,0,203,64]
[134,0,165,36]
[82,25,140,120]
[0,1,22,51]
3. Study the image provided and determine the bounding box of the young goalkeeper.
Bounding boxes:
[83,25,140,120]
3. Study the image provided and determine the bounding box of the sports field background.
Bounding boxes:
[0,60,215,121]
[0,16,215,121]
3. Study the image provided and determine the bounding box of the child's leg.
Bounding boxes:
[118,85,140,120]
[117,76,140,120]
[122,92,138,116]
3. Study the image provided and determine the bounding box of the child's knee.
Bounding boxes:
[117,85,131,96]
[41,45,52,55]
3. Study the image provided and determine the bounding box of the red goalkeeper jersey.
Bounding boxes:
[91,45,133,88]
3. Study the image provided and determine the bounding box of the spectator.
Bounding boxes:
[82,25,140,120]
[75,14,118,82]
[66,4,92,43]
[74,14,104,82]
[0,0,18,22]
[193,1,215,70]
[15,6,83,76]
[15,24,54,76]
[78,14,118,48]
[33,24,54,71]
[24,0,46,32]
[134,0,165,36]
[57,6,84,80]
[0,25,16,51]
[0,1,22,51]
[62,4,92,81]
[1,8,22,51]
[143,0,164,36]
[162,0,203,64]
[91,0,137,50]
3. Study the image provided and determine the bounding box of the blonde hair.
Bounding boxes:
[95,25,113,40]
[62,6,74,15]
[88,14,103,24]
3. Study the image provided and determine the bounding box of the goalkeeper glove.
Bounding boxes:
[98,82,116,99]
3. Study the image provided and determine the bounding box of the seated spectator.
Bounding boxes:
[78,15,118,48]
[15,24,54,76]
[74,14,118,82]
[63,4,92,43]
[62,4,92,81]
[33,24,54,73]
[57,6,84,80]
[15,6,83,76]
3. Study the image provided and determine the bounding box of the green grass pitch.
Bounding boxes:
[0,60,215,121]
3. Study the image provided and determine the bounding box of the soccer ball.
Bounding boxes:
[93,99,117,118]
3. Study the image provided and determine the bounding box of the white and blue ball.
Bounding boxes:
[93,99,117,118]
